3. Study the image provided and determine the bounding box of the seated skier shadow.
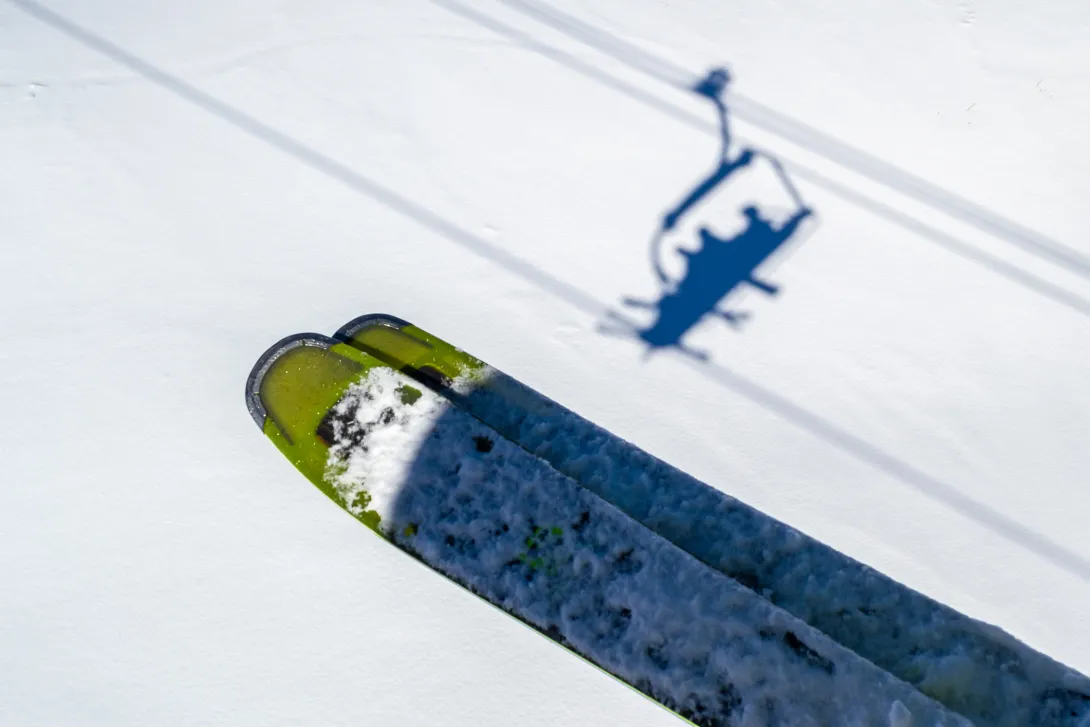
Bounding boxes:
[605,67,815,361]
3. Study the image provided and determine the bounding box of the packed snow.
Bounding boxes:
[2,0,1089,725]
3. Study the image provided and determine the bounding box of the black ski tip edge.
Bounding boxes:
[245,332,339,430]
[332,313,411,343]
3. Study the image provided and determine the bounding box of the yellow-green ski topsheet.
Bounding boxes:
[250,323,973,727]
[259,342,371,506]
[341,321,485,380]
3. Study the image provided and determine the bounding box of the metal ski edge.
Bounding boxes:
[333,313,413,343]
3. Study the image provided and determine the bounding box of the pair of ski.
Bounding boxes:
[245,315,1081,726]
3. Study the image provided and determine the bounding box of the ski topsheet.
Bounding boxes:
[247,317,970,726]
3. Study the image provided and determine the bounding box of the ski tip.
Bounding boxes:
[245,332,339,429]
[333,313,411,344]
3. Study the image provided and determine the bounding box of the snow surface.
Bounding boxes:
[2,0,1089,725]
[326,367,969,726]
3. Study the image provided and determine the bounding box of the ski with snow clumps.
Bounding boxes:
[245,314,973,726]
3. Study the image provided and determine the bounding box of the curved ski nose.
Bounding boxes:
[334,313,436,371]
[245,333,363,445]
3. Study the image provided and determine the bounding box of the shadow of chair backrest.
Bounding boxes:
[626,202,812,357]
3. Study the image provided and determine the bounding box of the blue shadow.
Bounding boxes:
[611,68,814,359]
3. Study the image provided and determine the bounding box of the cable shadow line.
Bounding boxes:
[499,0,1090,280]
[432,0,1090,319]
[13,0,1089,583]
[790,167,1090,317]
[4,0,605,321]
[692,356,1090,583]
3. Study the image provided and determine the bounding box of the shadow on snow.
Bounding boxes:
[603,68,814,360]
[19,0,1090,642]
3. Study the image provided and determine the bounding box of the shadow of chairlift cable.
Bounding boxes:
[497,0,1090,283]
[430,0,1090,318]
[15,0,1089,591]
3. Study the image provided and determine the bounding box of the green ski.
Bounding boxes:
[246,314,970,726]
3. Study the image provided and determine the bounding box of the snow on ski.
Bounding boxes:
[321,366,970,726]
[330,315,1090,727]
[249,330,969,726]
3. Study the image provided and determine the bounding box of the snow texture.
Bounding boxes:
[446,366,1090,727]
[325,367,969,727]
[4,0,1090,725]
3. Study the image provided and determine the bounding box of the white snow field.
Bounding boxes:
[2,0,1088,725]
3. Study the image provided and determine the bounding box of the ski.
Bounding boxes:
[325,315,1090,727]
[246,315,972,726]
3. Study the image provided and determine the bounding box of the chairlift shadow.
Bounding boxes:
[603,68,816,360]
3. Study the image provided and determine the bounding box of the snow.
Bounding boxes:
[2,0,1089,725]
